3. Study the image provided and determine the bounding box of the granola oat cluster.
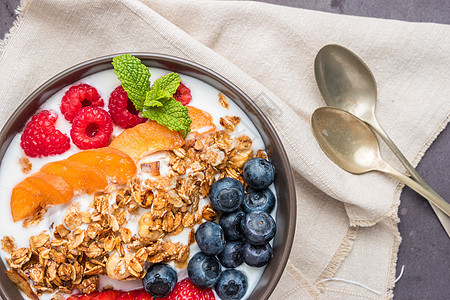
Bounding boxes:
[3,118,266,299]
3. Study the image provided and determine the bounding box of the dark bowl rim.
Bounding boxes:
[0,53,296,300]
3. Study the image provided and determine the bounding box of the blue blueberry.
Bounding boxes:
[209,178,244,213]
[195,221,226,256]
[243,158,275,190]
[215,269,248,300]
[142,263,177,297]
[218,241,245,268]
[219,210,245,241]
[242,188,275,214]
[243,242,273,267]
[240,211,276,246]
[188,252,221,288]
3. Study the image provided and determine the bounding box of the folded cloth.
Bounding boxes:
[0,0,448,299]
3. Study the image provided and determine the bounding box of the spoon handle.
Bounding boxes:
[381,163,450,217]
[369,117,450,234]
[370,118,434,187]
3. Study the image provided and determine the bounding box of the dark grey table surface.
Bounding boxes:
[1,0,449,299]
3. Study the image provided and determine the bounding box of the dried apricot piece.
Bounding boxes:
[11,148,136,222]
[10,172,73,222]
[187,106,216,135]
[110,121,185,161]
[10,183,44,222]
[11,172,74,222]
[27,173,73,205]
[40,160,108,194]
[67,147,136,184]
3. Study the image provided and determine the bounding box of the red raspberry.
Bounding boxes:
[20,110,70,157]
[70,107,113,150]
[61,83,104,122]
[108,86,146,129]
[173,82,192,106]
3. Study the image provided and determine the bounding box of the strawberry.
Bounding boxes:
[133,289,154,300]
[162,278,215,300]
[93,290,122,300]
[116,291,134,300]
[66,291,99,299]
[115,289,153,300]
[67,289,155,300]
[79,291,100,299]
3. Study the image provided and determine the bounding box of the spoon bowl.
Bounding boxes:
[314,44,377,121]
[311,107,450,217]
[311,107,381,174]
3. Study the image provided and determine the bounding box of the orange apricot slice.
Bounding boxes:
[11,172,73,222]
[41,160,108,194]
[110,121,185,161]
[11,183,45,222]
[27,173,74,205]
[67,147,136,184]
[11,147,136,222]
[187,106,216,135]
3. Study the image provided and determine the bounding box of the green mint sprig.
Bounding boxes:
[112,54,192,138]
[112,54,151,112]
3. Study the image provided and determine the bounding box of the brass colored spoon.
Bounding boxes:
[311,107,450,217]
[314,44,450,235]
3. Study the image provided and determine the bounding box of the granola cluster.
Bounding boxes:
[19,157,32,174]
[3,120,267,299]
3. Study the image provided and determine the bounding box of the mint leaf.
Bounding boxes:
[144,72,180,107]
[112,55,192,137]
[145,99,164,108]
[145,89,171,104]
[112,54,151,111]
[153,72,181,95]
[142,98,192,138]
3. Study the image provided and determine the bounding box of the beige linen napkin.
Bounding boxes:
[1,0,449,299]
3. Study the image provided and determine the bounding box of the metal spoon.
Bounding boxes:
[311,107,450,217]
[314,44,450,236]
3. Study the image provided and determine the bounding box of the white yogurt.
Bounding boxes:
[0,68,276,300]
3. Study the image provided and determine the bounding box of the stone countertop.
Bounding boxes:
[1,0,449,299]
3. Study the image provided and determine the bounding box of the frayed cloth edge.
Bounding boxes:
[386,218,402,299]
[0,0,31,60]
[314,226,359,290]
